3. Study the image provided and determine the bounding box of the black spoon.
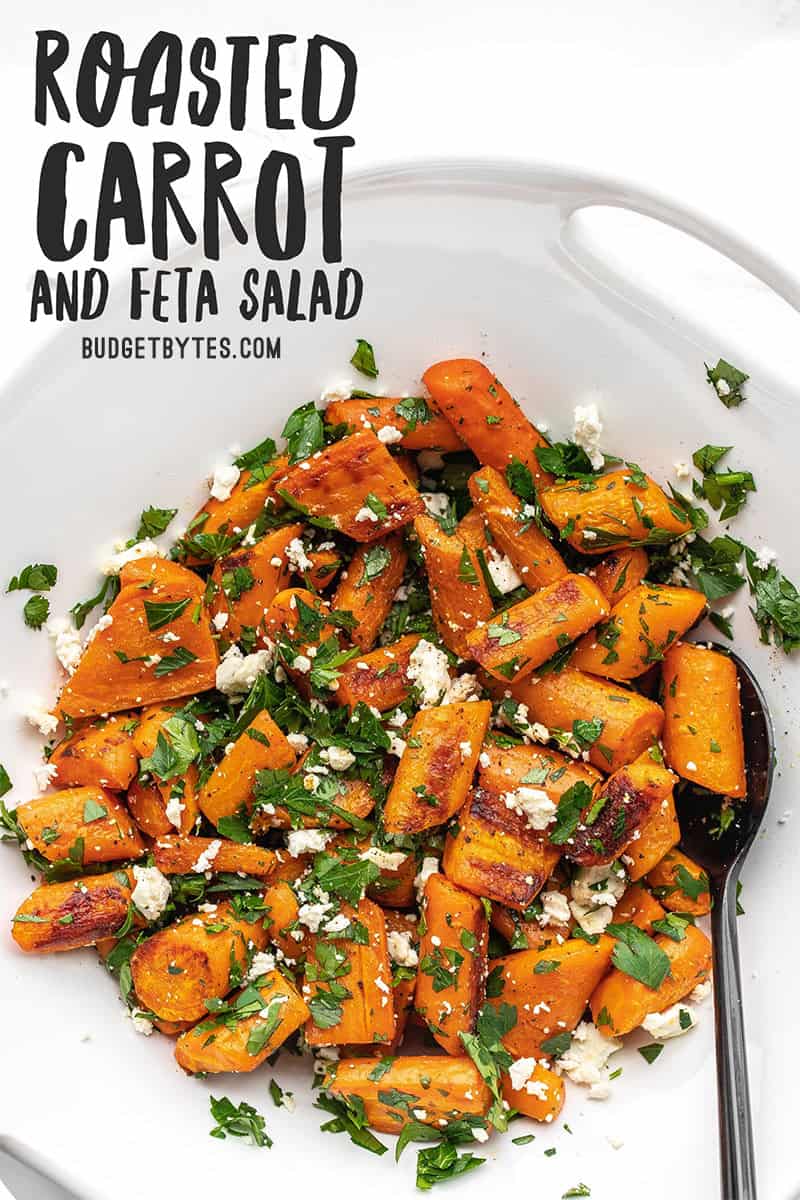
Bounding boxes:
[674,642,775,1200]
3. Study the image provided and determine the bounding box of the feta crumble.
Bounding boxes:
[355,506,379,523]
[537,890,571,927]
[572,399,604,470]
[324,746,356,771]
[641,1003,696,1040]
[407,639,451,708]
[25,697,59,738]
[361,846,408,872]
[101,538,163,576]
[192,840,222,874]
[215,645,274,696]
[559,1020,622,1099]
[285,537,314,573]
[45,616,83,674]
[131,865,171,921]
[286,829,332,858]
[209,462,241,502]
[753,545,777,571]
[503,786,556,830]
[486,549,522,595]
[376,425,403,445]
[420,492,450,519]
[386,929,419,968]
[414,855,440,902]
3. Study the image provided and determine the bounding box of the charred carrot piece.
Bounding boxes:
[564,751,677,867]
[383,702,491,835]
[152,835,276,879]
[17,787,144,865]
[324,1055,490,1134]
[50,716,139,791]
[336,634,421,711]
[12,870,138,953]
[208,523,303,643]
[590,546,649,603]
[324,394,463,451]
[198,710,296,828]
[465,574,609,683]
[332,534,407,651]
[647,848,711,916]
[414,515,493,656]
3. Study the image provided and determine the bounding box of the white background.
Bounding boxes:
[0,2,798,1197]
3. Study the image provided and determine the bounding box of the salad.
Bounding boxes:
[1,349,782,1190]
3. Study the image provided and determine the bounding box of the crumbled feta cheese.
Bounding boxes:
[572,399,604,470]
[376,424,403,445]
[323,913,352,934]
[212,612,229,631]
[192,840,222,873]
[361,846,408,872]
[716,378,731,398]
[503,786,556,830]
[754,545,777,571]
[414,855,440,902]
[407,639,451,708]
[486,549,523,595]
[215,644,274,696]
[388,735,407,758]
[641,1003,696,1040]
[286,829,332,858]
[86,613,114,644]
[459,741,472,761]
[285,537,314,573]
[209,462,241,501]
[537,890,571,927]
[508,1056,538,1092]
[686,760,698,772]
[33,762,58,793]
[386,929,419,967]
[388,708,408,728]
[324,746,356,771]
[690,979,712,1004]
[25,697,59,737]
[165,793,185,829]
[46,616,83,674]
[129,1010,154,1036]
[355,506,379,523]
[131,865,171,921]
[571,863,627,909]
[674,461,691,479]
[297,900,333,932]
[472,1126,490,1143]
[420,492,450,519]
[442,673,482,704]
[478,751,491,768]
[569,900,615,936]
[287,732,309,753]
[292,654,312,674]
[320,382,354,404]
[101,538,163,576]
[559,1020,622,1099]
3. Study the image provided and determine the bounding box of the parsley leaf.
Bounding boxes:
[7,564,57,592]
[316,1093,388,1156]
[282,402,325,464]
[143,597,190,632]
[744,547,800,652]
[459,1003,515,1132]
[209,1095,271,1147]
[535,443,597,479]
[136,506,177,539]
[416,1142,485,1190]
[549,781,592,846]
[153,647,198,677]
[350,338,379,378]
[394,396,432,430]
[706,359,748,408]
[606,922,671,989]
[23,595,49,629]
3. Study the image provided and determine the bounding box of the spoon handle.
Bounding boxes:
[711,872,758,1200]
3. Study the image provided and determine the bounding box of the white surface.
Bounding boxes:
[1,3,799,1198]
[1,159,799,1200]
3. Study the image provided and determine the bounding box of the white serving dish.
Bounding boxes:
[1,160,799,1200]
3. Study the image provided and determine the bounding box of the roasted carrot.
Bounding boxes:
[57,574,218,719]
[17,787,144,865]
[591,924,712,1036]
[590,547,649,603]
[383,701,491,834]
[324,394,463,451]
[423,359,553,489]
[571,583,706,681]
[130,704,201,835]
[208,523,303,643]
[274,431,424,542]
[613,882,665,932]
[468,465,567,588]
[332,534,407,651]
[130,901,269,1023]
[119,556,206,594]
[49,716,139,791]
[456,507,489,552]
[490,936,615,1057]
[127,778,174,839]
[465,574,609,683]
[501,1062,565,1123]
[12,870,137,953]
[366,849,418,908]
[564,751,677,867]
[198,710,296,828]
[152,835,276,879]
[175,969,309,1074]
[442,787,561,911]
[506,666,665,772]
[413,515,493,656]
[336,634,422,711]
[490,897,573,951]
[539,470,693,554]
[647,849,711,916]
[180,457,288,564]
[624,784,680,881]
[415,873,488,1055]
[263,879,312,961]
[661,642,746,797]
[324,1055,490,1133]
[304,898,395,1047]
[302,546,342,592]
[477,741,602,804]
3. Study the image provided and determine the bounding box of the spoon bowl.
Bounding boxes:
[674,641,775,1200]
